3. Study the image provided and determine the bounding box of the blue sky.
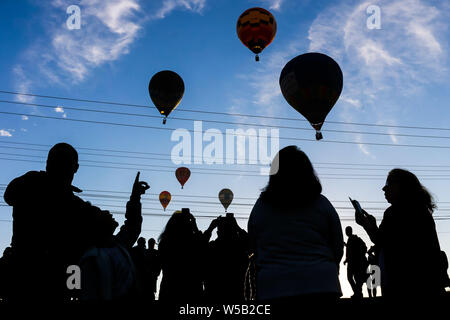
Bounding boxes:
[1,0,450,298]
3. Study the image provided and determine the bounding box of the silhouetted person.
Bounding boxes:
[204,214,249,302]
[367,245,380,297]
[130,237,150,299]
[3,143,113,301]
[356,169,444,300]
[158,209,215,302]
[0,247,13,301]
[344,226,368,299]
[440,251,450,290]
[145,238,161,300]
[79,172,149,301]
[248,146,344,305]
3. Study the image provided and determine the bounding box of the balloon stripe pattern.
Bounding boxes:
[237,8,277,59]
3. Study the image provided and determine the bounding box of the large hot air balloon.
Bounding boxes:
[218,188,233,212]
[148,70,185,124]
[237,7,277,61]
[175,167,191,189]
[279,53,343,140]
[159,191,171,211]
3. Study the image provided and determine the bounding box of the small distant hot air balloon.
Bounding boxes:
[218,188,234,212]
[148,70,185,124]
[159,191,171,211]
[237,7,277,61]
[175,167,191,189]
[279,52,343,140]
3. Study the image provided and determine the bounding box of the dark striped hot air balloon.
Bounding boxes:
[237,7,277,61]
[148,70,184,124]
[175,167,191,189]
[218,188,233,213]
[279,53,343,140]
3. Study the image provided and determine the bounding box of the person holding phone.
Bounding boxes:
[355,168,444,299]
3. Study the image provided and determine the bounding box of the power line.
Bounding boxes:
[3,156,450,180]
[3,110,450,150]
[2,140,450,168]
[4,99,450,140]
[4,151,450,174]
[2,89,450,131]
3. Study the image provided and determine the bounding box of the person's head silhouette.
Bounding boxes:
[262,145,321,208]
[46,143,79,186]
[345,226,353,237]
[137,237,146,249]
[148,238,156,250]
[382,168,435,212]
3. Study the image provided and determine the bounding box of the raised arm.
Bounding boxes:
[115,172,150,248]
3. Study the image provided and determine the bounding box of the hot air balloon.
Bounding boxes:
[279,53,343,140]
[159,191,171,211]
[175,167,191,189]
[148,70,185,124]
[237,7,277,62]
[218,188,233,212]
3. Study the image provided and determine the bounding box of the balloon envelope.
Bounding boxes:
[279,52,343,140]
[237,7,277,60]
[218,188,234,212]
[159,191,172,211]
[175,167,191,189]
[149,70,184,120]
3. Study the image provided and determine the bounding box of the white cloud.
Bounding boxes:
[308,0,448,100]
[154,0,206,19]
[259,0,284,11]
[20,128,28,132]
[0,130,12,137]
[21,115,29,121]
[12,65,34,102]
[13,0,144,89]
[55,106,64,113]
[307,0,449,156]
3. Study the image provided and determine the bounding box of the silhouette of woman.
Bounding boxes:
[248,146,344,303]
[356,168,444,299]
[158,210,216,302]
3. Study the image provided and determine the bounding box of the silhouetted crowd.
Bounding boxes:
[0,143,449,305]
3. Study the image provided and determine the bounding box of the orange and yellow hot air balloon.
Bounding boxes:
[159,191,171,211]
[175,167,191,189]
[237,7,277,61]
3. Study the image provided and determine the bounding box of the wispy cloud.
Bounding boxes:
[13,65,34,102]
[13,0,144,95]
[21,115,29,120]
[308,0,448,101]
[153,0,206,19]
[259,0,284,11]
[0,130,12,137]
[307,0,449,155]
[54,106,64,113]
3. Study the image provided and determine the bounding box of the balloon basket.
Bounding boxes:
[315,131,323,140]
[255,55,260,62]
[163,117,167,125]
[181,186,184,189]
